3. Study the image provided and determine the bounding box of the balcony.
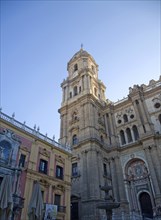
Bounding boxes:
[57,205,66,213]
[0,157,17,168]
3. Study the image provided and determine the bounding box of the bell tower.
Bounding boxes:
[59,48,108,220]
[59,48,106,146]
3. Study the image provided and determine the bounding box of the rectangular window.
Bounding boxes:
[19,154,26,167]
[56,165,63,180]
[70,92,72,98]
[54,194,61,206]
[103,163,107,176]
[39,159,48,174]
[72,163,78,176]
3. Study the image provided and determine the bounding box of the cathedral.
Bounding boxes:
[0,48,161,220]
[59,48,161,220]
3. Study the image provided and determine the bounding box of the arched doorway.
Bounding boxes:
[125,159,155,217]
[139,192,153,219]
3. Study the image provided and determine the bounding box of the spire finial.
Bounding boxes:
[81,43,83,50]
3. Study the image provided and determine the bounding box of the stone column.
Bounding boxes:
[133,100,145,134]
[81,150,89,200]
[89,76,91,90]
[109,158,120,202]
[87,148,100,198]
[127,182,134,212]
[84,103,89,131]
[97,151,103,198]
[137,99,149,124]
[86,75,90,91]
[131,181,139,212]
[60,115,63,139]
[89,103,92,127]
[48,184,52,203]
[130,128,135,142]
[104,114,110,137]
[85,74,88,90]
[150,145,161,191]
[124,131,128,145]
[63,86,65,102]
[141,97,154,131]
[115,156,127,203]
[93,104,96,129]
[144,147,161,201]
[63,113,67,144]
[108,113,117,146]
[82,75,84,91]
[133,99,152,134]
[79,104,85,138]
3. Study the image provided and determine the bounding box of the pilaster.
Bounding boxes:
[115,156,128,204]
[144,146,161,203]
[150,145,161,191]
[109,158,120,202]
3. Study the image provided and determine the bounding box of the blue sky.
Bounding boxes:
[1,0,160,141]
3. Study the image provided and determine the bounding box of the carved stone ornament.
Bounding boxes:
[68,125,79,132]
[155,204,161,217]
[55,155,65,164]
[20,145,29,152]
[39,148,50,157]
[53,184,65,192]
[39,179,49,187]
[1,129,20,142]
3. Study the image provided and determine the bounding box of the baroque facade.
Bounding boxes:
[0,111,71,220]
[59,48,161,220]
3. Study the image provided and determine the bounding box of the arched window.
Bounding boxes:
[74,64,78,72]
[94,88,97,96]
[100,135,104,143]
[73,135,78,145]
[120,130,126,145]
[126,128,133,143]
[79,86,81,93]
[72,112,78,121]
[73,86,78,96]
[123,114,128,123]
[0,140,12,160]
[132,125,139,140]
[159,114,161,124]
[135,100,139,105]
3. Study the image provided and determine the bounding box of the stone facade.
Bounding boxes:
[0,111,72,220]
[59,48,161,220]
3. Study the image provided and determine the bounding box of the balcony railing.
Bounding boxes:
[57,205,66,213]
[0,157,17,167]
[0,111,71,153]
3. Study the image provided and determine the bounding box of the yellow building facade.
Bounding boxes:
[0,111,71,220]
